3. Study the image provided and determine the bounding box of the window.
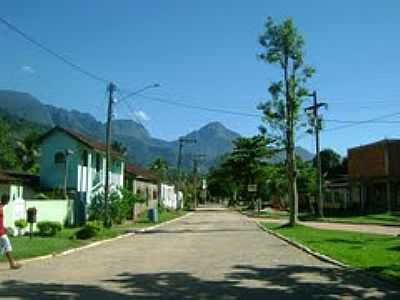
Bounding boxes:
[96,153,102,172]
[54,152,66,164]
[81,150,88,167]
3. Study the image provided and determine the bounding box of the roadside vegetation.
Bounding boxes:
[262,222,400,281]
[1,208,186,262]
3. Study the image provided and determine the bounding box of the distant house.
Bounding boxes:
[348,139,400,213]
[324,175,351,211]
[38,126,125,223]
[125,163,159,218]
[0,170,26,233]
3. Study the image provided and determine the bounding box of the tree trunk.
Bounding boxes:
[284,57,298,226]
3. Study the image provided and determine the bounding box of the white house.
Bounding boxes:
[38,126,125,223]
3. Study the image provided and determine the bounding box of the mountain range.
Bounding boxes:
[0,90,313,169]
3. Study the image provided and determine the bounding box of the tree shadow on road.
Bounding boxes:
[1,264,399,299]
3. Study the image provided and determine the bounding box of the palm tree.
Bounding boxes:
[149,158,168,181]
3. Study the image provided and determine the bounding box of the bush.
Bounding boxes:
[75,221,102,240]
[37,221,62,237]
[89,188,146,224]
[14,219,28,229]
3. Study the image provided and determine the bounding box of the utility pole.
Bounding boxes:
[104,82,117,227]
[305,90,327,218]
[176,137,196,192]
[192,154,206,209]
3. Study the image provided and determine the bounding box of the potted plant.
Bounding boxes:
[14,219,28,236]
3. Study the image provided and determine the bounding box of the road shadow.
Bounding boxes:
[1,264,399,299]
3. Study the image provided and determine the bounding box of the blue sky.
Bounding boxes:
[1,1,400,156]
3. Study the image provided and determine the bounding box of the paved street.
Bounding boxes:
[1,210,399,299]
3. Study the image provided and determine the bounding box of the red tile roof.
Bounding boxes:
[39,126,123,158]
[0,169,39,185]
[125,163,159,182]
[0,171,19,183]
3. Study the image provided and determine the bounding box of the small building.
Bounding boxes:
[348,139,400,213]
[0,170,26,233]
[124,163,159,218]
[324,176,351,212]
[38,126,125,223]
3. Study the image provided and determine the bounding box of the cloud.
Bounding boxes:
[20,65,35,74]
[133,110,150,122]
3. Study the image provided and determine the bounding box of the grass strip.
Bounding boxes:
[262,222,400,281]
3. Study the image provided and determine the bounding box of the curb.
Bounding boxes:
[18,212,193,265]
[255,221,400,286]
[255,221,349,268]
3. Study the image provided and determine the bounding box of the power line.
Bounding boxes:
[324,112,400,132]
[136,94,263,118]
[0,16,108,84]
[325,118,400,124]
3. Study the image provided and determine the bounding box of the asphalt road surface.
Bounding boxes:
[1,209,399,299]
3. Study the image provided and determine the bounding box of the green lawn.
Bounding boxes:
[1,210,187,262]
[262,222,400,281]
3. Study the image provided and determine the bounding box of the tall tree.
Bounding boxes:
[258,17,315,225]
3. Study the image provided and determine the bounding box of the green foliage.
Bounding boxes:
[149,157,168,181]
[0,118,18,169]
[37,221,62,237]
[14,219,28,229]
[112,141,127,155]
[316,148,347,179]
[75,221,103,240]
[0,113,45,173]
[258,17,314,147]
[258,17,315,223]
[88,188,145,225]
[15,132,41,173]
[207,135,273,207]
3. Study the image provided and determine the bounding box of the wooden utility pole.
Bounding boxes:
[176,138,196,192]
[192,154,206,209]
[104,82,116,227]
[305,90,327,218]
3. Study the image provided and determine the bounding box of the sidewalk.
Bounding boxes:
[302,221,400,236]
[252,217,400,236]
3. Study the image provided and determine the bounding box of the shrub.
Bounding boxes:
[75,221,102,240]
[89,188,145,224]
[14,219,28,229]
[37,221,62,237]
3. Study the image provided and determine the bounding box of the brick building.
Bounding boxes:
[348,139,400,212]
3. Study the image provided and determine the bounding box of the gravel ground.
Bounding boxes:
[0,210,399,299]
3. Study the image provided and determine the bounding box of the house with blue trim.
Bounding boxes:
[38,126,125,223]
